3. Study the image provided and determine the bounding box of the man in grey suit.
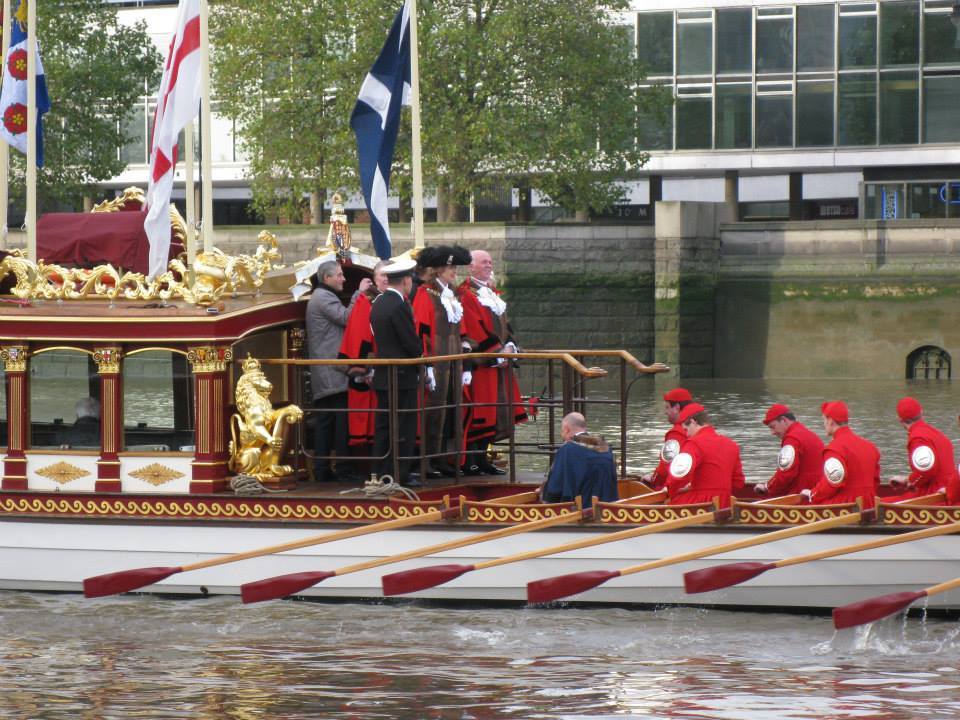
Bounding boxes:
[306,261,371,482]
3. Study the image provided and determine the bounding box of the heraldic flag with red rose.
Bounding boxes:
[0,0,51,166]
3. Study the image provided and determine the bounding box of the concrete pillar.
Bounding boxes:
[653,202,722,378]
[649,175,662,222]
[724,170,739,221]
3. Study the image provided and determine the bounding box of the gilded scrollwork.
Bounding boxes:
[228,355,303,482]
[0,345,27,372]
[186,346,233,373]
[0,230,280,307]
[93,347,122,374]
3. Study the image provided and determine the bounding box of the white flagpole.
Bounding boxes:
[198,0,213,253]
[184,118,196,266]
[25,0,35,261]
[0,0,11,250]
[408,0,424,250]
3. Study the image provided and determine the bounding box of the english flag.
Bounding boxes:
[144,0,201,279]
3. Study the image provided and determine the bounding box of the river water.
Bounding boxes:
[4,378,960,718]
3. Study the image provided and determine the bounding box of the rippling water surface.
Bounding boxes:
[9,378,960,717]
[2,594,960,719]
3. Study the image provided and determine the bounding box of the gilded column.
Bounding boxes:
[93,347,122,492]
[187,345,233,493]
[1,345,29,490]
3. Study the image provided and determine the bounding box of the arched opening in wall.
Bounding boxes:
[906,346,951,380]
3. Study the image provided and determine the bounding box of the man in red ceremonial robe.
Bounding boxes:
[411,245,472,477]
[457,249,526,475]
[886,396,958,504]
[753,403,824,497]
[803,401,880,509]
[666,403,745,509]
[338,262,388,453]
[642,387,693,489]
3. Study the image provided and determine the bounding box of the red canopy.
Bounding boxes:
[37,211,183,275]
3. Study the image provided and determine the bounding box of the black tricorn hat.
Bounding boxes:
[417,245,472,268]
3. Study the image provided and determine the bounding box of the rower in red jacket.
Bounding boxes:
[666,403,745,509]
[803,401,880,509]
[886,396,959,504]
[753,403,824,497]
[642,387,693,490]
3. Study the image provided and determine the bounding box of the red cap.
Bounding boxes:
[663,388,693,403]
[763,403,791,425]
[821,401,849,424]
[896,396,923,422]
[678,402,705,424]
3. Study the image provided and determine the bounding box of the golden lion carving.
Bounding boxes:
[228,355,303,482]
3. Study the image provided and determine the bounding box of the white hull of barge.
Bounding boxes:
[2,519,960,610]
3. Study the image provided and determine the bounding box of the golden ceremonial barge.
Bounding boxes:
[0,208,957,631]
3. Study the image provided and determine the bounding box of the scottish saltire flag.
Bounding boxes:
[351,0,411,260]
[144,0,201,278]
[0,0,51,166]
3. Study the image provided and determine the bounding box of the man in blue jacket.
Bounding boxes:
[540,412,618,508]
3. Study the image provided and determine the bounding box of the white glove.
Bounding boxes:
[503,342,517,354]
[753,483,768,495]
[462,370,472,386]
[425,367,436,392]
[800,488,813,502]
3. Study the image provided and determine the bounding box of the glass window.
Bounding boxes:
[838,73,877,145]
[864,182,905,219]
[907,182,948,218]
[123,350,194,452]
[715,84,751,148]
[676,95,712,149]
[756,15,793,73]
[879,1,919,67]
[677,19,712,75]
[30,350,99,450]
[797,5,835,71]
[120,103,147,165]
[638,85,674,150]
[716,9,752,73]
[923,76,960,142]
[756,94,793,147]
[879,72,918,144]
[838,13,877,69]
[923,10,960,66]
[637,12,674,75]
[797,81,834,146]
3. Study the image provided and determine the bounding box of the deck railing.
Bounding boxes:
[262,350,664,483]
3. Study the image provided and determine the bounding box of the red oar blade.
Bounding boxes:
[83,566,182,598]
[684,562,775,594]
[527,569,620,604]
[241,571,336,604]
[382,563,474,596]
[832,590,928,630]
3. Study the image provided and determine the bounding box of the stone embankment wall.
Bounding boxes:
[12,209,960,379]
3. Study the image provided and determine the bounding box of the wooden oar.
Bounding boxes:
[242,491,655,603]
[382,492,802,597]
[82,505,459,598]
[526,508,864,603]
[833,575,960,629]
[685,493,952,594]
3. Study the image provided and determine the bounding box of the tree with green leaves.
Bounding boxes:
[210,0,373,223]
[22,0,162,210]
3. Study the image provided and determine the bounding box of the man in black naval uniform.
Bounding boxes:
[370,257,423,486]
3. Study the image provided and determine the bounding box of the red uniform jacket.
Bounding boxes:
[457,279,526,443]
[337,291,378,446]
[666,426,745,509]
[766,421,824,496]
[650,423,686,490]
[889,420,958,503]
[811,426,880,509]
